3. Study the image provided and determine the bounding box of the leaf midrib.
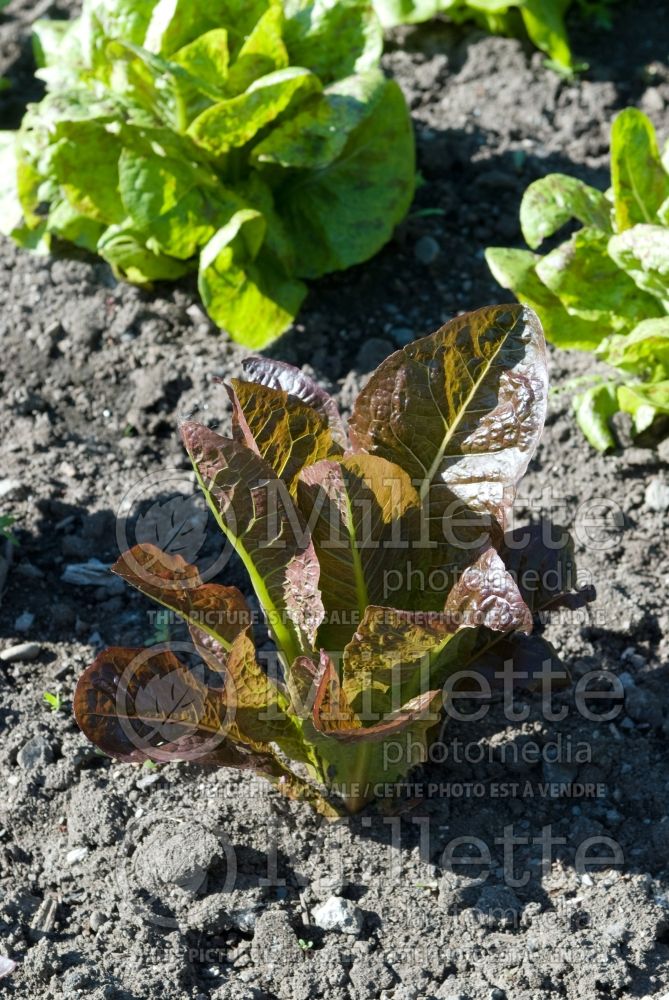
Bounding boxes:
[418,320,516,501]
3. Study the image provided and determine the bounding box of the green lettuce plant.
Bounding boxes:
[372,0,618,72]
[487,107,669,451]
[74,305,592,815]
[0,0,415,348]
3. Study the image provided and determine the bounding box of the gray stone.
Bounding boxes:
[645,476,669,512]
[89,910,108,932]
[17,735,53,771]
[356,337,394,372]
[311,896,363,936]
[14,612,35,633]
[1,642,41,663]
[414,235,441,265]
[310,873,346,900]
[391,326,414,346]
[0,478,23,500]
[0,955,17,980]
[66,847,89,866]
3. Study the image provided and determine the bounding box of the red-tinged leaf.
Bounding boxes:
[227,378,343,493]
[73,645,282,771]
[349,304,548,525]
[181,421,324,661]
[297,453,419,652]
[499,520,596,614]
[444,546,533,634]
[312,651,360,734]
[286,654,319,718]
[239,355,347,447]
[321,689,441,744]
[113,543,251,650]
[341,606,462,705]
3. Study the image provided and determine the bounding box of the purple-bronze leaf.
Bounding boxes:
[227,378,343,494]
[444,546,533,634]
[297,453,419,653]
[181,421,324,661]
[113,543,251,650]
[312,650,361,734]
[349,304,548,524]
[239,355,347,446]
[74,646,258,768]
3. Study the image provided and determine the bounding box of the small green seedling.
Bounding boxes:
[43,691,62,713]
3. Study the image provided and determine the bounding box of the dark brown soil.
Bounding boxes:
[1,2,669,999]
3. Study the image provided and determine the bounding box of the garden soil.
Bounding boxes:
[1,1,669,998]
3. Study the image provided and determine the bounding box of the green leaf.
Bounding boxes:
[46,199,106,252]
[106,40,218,129]
[33,19,83,89]
[275,72,415,278]
[599,318,669,383]
[225,3,289,95]
[573,382,619,452]
[535,226,663,328]
[283,0,383,82]
[144,0,272,57]
[118,144,233,259]
[371,0,453,28]
[0,132,24,239]
[181,421,324,664]
[610,107,669,232]
[520,0,573,70]
[252,72,381,171]
[172,28,230,90]
[188,67,321,155]
[50,122,125,225]
[617,381,669,429]
[198,209,307,347]
[485,246,605,349]
[520,173,612,249]
[607,224,669,311]
[97,225,193,282]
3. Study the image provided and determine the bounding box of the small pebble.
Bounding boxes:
[65,847,89,866]
[17,735,53,771]
[0,955,16,979]
[89,910,108,932]
[414,235,441,265]
[312,896,363,936]
[0,642,41,663]
[390,326,414,346]
[14,612,35,633]
[645,476,669,512]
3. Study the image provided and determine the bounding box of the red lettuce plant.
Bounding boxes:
[74,304,592,815]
